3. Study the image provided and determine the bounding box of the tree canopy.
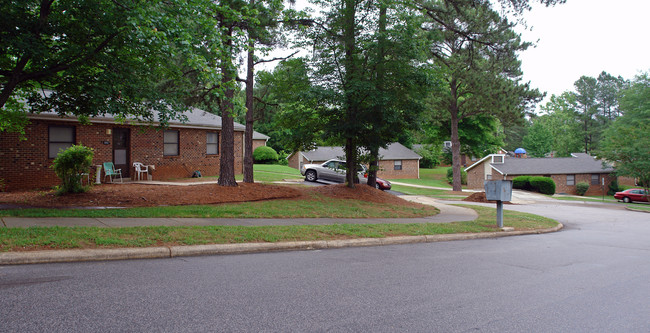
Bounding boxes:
[598,72,650,194]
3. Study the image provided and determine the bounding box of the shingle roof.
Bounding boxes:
[252,131,270,140]
[491,153,614,175]
[28,107,245,131]
[301,142,421,161]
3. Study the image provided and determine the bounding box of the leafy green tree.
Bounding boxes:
[242,0,304,183]
[595,71,628,120]
[1,0,215,130]
[422,1,542,191]
[309,0,429,187]
[598,72,650,195]
[539,92,583,157]
[253,58,329,153]
[522,119,553,157]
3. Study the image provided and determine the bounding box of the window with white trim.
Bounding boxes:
[164,130,179,156]
[492,155,504,164]
[48,126,75,158]
[394,160,402,170]
[206,132,219,155]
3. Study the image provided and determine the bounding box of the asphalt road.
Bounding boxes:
[1,201,649,332]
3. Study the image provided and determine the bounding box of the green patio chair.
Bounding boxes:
[103,162,122,183]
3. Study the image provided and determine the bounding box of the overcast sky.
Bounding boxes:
[278,0,649,108]
[516,0,650,104]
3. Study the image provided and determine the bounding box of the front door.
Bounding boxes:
[113,128,130,178]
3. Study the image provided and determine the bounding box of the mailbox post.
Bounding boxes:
[484,180,513,228]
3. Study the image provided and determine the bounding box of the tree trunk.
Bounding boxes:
[343,0,357,188]
[367,148,379,188]
[367,2,387,189]
[243,32,255,183]
[449,78,463,192]
[218,26,238,187]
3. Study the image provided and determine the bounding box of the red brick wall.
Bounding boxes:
[502,173,616,195]
[252,139,266,151]
[377,159,419,179]
[288,153,301,169]
[0,120,244,191]
[467,164,486,189]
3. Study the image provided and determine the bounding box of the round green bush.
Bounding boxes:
[512,176,532,191]
[576,182,590,196]
[530,176,556,195]
[446,167,467,185]
[253,146,279,164]
[50,144,94,194]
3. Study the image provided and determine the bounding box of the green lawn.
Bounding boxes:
[390,167,459,189]
[553,194,618,203]
[627,204,650,212]
[232,164,302,182]
[390,184,469,199]
[0,193,439,219]
[0,205,558,252]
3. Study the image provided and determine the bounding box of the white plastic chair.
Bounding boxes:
[133,162,149,181]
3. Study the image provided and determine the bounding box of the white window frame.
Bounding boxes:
[206,132,219,155]
[164,130,179,156]
[48,126,75,158]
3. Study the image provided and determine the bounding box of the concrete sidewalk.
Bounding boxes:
[0,196,478,228]
[0,196,564,265]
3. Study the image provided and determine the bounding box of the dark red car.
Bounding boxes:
[614,189,648,203]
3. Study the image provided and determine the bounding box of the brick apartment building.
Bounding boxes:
[0,108,245,191]
[465,152,633,195]
[287,142,421,179]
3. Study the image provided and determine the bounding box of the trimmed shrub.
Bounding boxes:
[276,150,289,166]
[530,176,556,195]
[576,182,590,196]
[512,176,532,191]
[607,179,620,196]
[50,144,94,194]
[446,167,467,185]
[253,146,279,164]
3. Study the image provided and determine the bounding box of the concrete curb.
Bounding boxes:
[625,207,650,213]
[0,224,563,265]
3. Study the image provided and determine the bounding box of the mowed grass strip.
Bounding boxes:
[0,195,439,219]
[390,184,469,199]
[0,205,558,252]
[390,167,454,189]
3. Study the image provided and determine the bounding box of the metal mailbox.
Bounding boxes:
[484,180,513,202]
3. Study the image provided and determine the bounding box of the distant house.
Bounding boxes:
[464,152,624,195]
[252,131,270,151]
[288,142,421,179]
[0,108,245,191]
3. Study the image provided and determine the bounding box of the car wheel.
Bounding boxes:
[623,197,631,203]
[305,170,317,182]
[375,183,381,190]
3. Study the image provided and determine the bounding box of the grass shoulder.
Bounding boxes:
[0,204,559,252]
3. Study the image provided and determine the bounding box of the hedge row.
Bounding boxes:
[512,176,556,195]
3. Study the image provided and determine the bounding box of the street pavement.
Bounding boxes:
[0,199,648,332]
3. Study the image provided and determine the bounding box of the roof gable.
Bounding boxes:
[490,153,614,175]
[301,142,421,162]
[27,107,246,131]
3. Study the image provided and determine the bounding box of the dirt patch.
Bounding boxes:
[462,192,512,204]
[0,182,417,208]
